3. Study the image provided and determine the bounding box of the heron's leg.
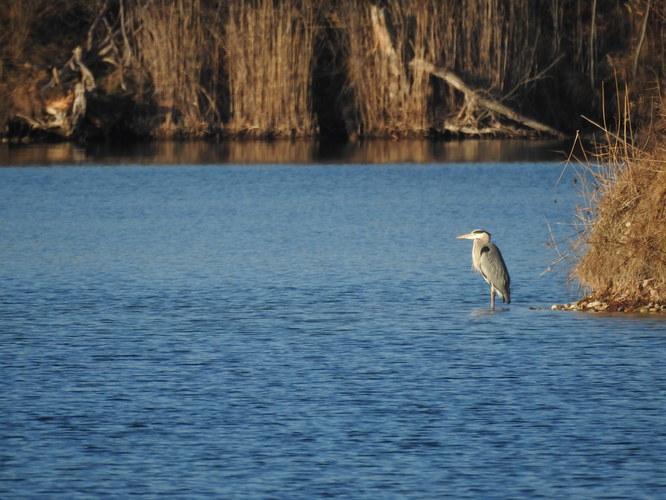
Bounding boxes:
[490,285,495,310]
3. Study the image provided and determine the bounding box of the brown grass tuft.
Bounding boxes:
[132,0,224,137]
[341,0,439,137]
[224,0,316,138]
[573,88,666,306]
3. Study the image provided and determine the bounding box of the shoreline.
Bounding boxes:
[552,298,666,314]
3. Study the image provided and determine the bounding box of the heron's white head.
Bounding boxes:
[456,229,491,241]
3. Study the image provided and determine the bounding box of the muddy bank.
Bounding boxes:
[552,299,666,314]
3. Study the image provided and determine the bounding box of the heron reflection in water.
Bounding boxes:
[456,229,511,310]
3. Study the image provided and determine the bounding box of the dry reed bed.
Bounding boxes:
[1,0,665,139]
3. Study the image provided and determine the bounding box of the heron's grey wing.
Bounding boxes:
[479,243,511,303]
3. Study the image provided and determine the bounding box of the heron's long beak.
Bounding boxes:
[456,233,474,239]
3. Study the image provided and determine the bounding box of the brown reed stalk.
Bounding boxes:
[224,0,316,138]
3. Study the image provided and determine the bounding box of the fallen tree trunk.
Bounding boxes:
[410,58,565,138]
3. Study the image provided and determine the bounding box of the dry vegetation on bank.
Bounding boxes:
[563,89,666,312]
[0,0,664,140]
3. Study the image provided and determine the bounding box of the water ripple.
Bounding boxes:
[1,163,665,498]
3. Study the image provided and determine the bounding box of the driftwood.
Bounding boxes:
[14,47,96,137]
[11,1,123,139]
[370,5,407,102]
[411,58,564,138]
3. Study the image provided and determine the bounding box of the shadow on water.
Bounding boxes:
[470,308,511,316]
[0,138,572,166]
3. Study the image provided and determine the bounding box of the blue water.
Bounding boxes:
[1,162,665,499]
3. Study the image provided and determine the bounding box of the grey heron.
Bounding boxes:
[456,229,511,310]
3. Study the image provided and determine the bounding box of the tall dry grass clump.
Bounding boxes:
[573,91,666,307]
[340,0,547,137]
[341,0,440,137]
[130,0,223,137]
[0,1,40,63]
[224,0,316,138]
[448,0,540,94]
[0,0,92,64]
[433,0,545,132]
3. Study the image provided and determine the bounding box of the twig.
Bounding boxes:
[503,53,565,101]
